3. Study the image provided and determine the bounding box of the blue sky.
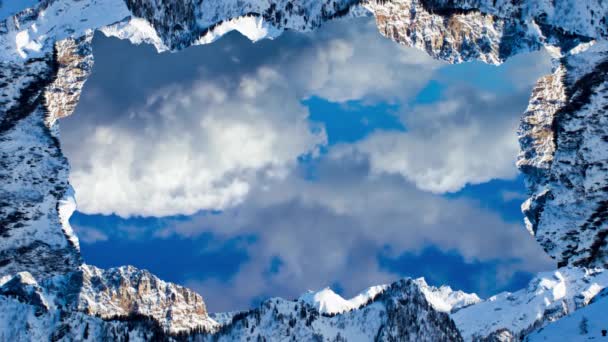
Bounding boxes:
[61,17,555,312]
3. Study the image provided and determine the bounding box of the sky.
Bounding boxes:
[0,0,40,19]
[59,17,555,313]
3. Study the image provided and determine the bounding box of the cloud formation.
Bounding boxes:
[158,156,554,311]
[333,88,526,193]
[68,67,324,217]
[60,17,556,312]
[63,17,444,217]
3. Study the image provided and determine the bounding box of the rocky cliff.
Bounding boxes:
[0,0,608,340]
[0,264,216,335]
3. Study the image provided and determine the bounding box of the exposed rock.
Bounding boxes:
[0,264,217,338]
[518,42,608,268]
[73,265,216,333]
[44,34,94,127]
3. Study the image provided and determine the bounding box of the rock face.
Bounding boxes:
[0,79,81,279]
[0,264,217,338]
[519,42,608,268]
[0,0,608,340]
[71,265,216,333]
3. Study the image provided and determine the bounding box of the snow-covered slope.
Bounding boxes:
[299,287,358,315]
[202,269,608,341]
[347,284,390,310]
[414,278,481,314]
[526,293,608,341]
[298,284,389,315]
[0,276,465,341]
[208,278,464,342]
[298,279,480,316]
[453,267,608,341]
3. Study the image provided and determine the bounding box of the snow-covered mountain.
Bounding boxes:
[299,287,360,315]
[518,40,608,269]
[0,264,217,335]
[414,278,481,314]
[2,266,608,341]
[212,268,608,341]
[1,0,608,340]
[298,279,480,317]
[525,291,608,341]
[453,267,608,341]
[298,284,389,315]
[207,278,464,342]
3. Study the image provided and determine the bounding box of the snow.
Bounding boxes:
[196,15,283,45]
[526,295,608,341]
[15,29,42,58]
[209,311,239,326]
[212,279,461,341]
[298,284,390,315]
[348,284,389,309]
[58,186,80,251]
[0,109,72,255]
[298,278,480,316]
[100,17,166,52]
[0,0,131,62]
[299,287,355,315]
[453,267,608,340]
[414,278,482,313]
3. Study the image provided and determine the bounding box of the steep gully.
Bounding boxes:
[0,0,607,340]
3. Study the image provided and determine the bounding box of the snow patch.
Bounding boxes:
[100,17,166,52]
[299,287,354,315]
[196,15,283,45]
[57,186,80,251]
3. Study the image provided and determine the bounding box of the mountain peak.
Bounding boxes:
[299,287,354,314]
[413,278,482,313]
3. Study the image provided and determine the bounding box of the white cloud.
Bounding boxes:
[330,87,529,193]
[160,157,553,311]
[73,224,109,244]
[63,17,442,217]
[290,18,442,102]
[68,67,325,217]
